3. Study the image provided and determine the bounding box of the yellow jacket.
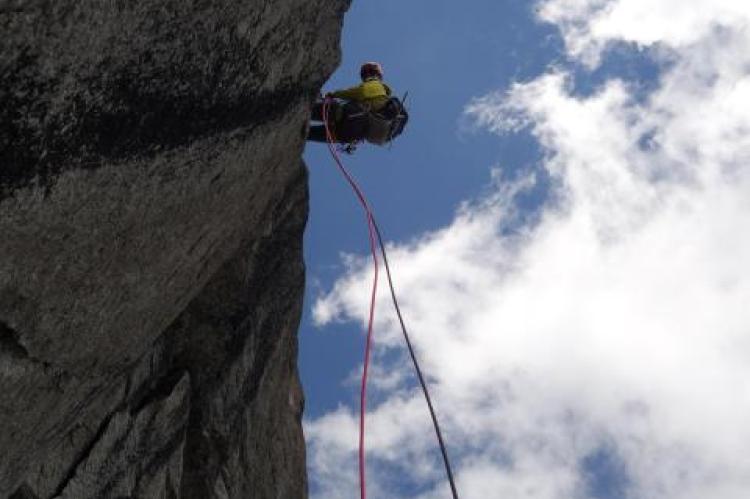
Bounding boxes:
[331,78,392,111]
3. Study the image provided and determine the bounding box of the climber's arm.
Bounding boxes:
[330,84,366,101]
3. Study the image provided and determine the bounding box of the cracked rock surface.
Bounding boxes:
[0,0,350,497]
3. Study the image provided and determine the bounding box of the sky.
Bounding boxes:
[301,1,750,498]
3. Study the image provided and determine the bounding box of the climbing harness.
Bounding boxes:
[322,97,460,499]
[318,91,409,153]
[363,94,409,146]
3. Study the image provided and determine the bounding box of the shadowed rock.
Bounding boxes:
[0,0,350,496]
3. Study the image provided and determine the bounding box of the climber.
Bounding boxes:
[307,62,408,148]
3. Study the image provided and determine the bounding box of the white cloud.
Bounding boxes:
[538,0,750,66]
[307,2,750,498]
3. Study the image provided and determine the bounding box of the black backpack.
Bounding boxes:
[365,96,409,145]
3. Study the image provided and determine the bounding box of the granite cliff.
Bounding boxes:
[0,0,350,497]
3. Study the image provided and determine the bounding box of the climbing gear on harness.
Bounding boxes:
[321,96,459,499]
[360,61,384,80]
[341,142,358,155]
[309,96,408,150]
[364,95,409,145]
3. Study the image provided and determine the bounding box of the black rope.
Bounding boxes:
[371,219,460,499]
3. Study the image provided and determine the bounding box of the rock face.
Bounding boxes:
[0,1,350,497]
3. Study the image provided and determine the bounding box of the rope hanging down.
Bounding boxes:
[321,97,460,499]
[322,98,380,499]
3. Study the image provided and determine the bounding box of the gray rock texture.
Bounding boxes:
[0,0,350,497]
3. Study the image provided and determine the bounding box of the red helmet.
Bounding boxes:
[360,62,384,80]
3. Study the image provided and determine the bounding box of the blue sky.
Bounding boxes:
[302,0,559,419]
[301,1,750,498]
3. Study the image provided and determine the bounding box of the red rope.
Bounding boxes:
[322,98,379,499]
[319,97,461,499]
